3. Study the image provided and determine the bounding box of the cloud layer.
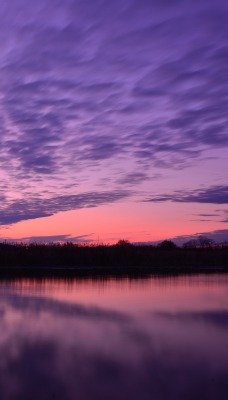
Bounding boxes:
[0,190,130,225]
[145,185,228,204]
[0,0,227,233]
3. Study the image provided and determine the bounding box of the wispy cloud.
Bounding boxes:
[1,234,94,244]
[0,191,130,225]
[144,185,228,204]
[0,0,228,183]
[172,229,228,245]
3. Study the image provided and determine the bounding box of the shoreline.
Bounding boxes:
[0,265,227,279]
[0,243,227,278]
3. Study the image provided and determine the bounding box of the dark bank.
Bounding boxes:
[0,240,227,278]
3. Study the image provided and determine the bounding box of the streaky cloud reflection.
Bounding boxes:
[0,293,129,322]
[155,311,228,328]
[0,275,228,400]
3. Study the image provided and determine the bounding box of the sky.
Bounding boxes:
[0,0,227,244]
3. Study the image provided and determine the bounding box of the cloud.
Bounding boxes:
[192,211,228,224]
[0,0,228,182]
[0,190,130,225]
[172,229,228,245]
[136,229,228,246]
[1,234,94,244]
[144,185,228,204]
[117,172,150,186]
[196,214,219,217]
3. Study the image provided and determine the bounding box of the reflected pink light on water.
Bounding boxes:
[0,274,228,399]
[2,275,228,314]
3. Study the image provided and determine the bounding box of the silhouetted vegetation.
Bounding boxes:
[159,240,177,250]
[0,239,227,277]
[115,239,133,247]
[183,235,215,248]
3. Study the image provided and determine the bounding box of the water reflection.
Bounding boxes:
[0,275,228,400]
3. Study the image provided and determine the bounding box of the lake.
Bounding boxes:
[0,274,228,400]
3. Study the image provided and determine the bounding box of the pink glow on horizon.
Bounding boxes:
[0,200,225,244]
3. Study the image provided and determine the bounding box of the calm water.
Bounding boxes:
[0,274,228,400]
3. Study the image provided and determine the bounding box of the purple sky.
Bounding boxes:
[0,0,227,243]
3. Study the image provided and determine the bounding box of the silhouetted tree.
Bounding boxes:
[198,236,214,248]
[116,239,132,247]
[183,239,198,248]
[183,236,214,248]
[159,240,177,250]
